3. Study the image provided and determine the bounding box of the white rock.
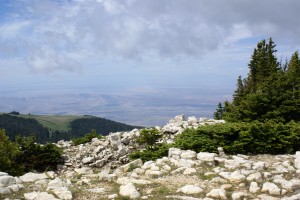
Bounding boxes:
[74,167,93,175]
[82,156,95,164]
[120,159,143,172]
[197,152,217,162]
[206,188,227,199]
[0,188,11,195]
[294,151,300,169]
[7,184,22,192]
[161,164,172,171]
[183,168,197,175]
[0,172,8,176]
[47,177,64,190]
[52,187,72,200]
[181,150,197,160]
[231,192,247,200]
[280,179,300,191]
[177,185,203,194]
[168,148,182,159]
[257,194,280,200]
[219,171,245,183]
[0,175,16,187]
[249,182,260,193]
[145,170,163,177]
[217,147,226,157]
[119,183,140,199]
[252,161,266,170]
[45,171,56,179]
[262,182,281,196]
[282,193,300,200]
[108,194,118,199]
[24,192,59,200]
[19,172,48,183]
[246,172,262,182]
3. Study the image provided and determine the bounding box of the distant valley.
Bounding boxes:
[0,112,142,143]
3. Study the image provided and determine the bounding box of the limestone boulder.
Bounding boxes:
[119,183,140,199]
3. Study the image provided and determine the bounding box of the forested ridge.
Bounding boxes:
[0,113,141,143]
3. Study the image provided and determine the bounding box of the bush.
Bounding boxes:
[72,129,103,145]
[0,129,23,175]
[174,121,300,154]
[136,128,162,149]
[129,143,171,162]
[16,135,63,172]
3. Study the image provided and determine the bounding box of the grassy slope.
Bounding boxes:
[19,114,91,132]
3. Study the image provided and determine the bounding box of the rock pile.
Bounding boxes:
[2,115,300,200]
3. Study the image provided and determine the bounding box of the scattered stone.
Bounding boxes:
[119,183,140,199]
[74,167,93,175]
[206,188,227,200]
[24,192,59,200]
[197,152,217,162]
[19,172,48,183]
[183,167,197,175]
[231,191,248,200]
[249,181,260,193]
[177,185,203,194]
[262,182,281,196]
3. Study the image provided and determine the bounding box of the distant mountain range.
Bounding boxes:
[0,112,143,143]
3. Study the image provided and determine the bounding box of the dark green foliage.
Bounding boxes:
[69,117,142,138]
[15,135,63,173]
[174,121,300,155]
[129,143,171,162]
[9,111,20,115]
[129,128,166,162]
[137,128,162,149]
[0,129,23,175]
[72,129,103,145]
[218,38,300,123]
[0,114,51,143]
[0,130,62,176]
[213,102,225,120]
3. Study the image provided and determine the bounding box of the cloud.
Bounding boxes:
[1,0,300,72]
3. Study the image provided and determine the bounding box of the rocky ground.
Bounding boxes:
[1,115,300,200]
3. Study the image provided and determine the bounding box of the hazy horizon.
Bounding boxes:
[1,0,300,126]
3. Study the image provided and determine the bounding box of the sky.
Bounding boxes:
[1,0,300,126]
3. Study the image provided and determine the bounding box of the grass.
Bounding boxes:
[19,114,93,132]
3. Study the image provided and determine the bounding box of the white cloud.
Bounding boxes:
[1,0,300,73]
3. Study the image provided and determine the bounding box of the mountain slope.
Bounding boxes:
[0,113,142,143]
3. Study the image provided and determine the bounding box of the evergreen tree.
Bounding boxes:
[220,38,300,123]
[214,102,224,120]
[232,76,245,106]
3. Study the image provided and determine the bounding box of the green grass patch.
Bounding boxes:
[19,114,91,132]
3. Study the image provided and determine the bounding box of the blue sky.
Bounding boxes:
[1,0,300,126]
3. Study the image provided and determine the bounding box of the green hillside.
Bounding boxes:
[0,112,142,143]
[20,114,91,132]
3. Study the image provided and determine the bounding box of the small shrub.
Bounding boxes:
[129,143,171,162]
[72,129,103,145]
[0,129,23,175]
[16,135,63,173]
[137,128,162,149]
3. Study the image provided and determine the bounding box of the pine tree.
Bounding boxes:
[221,38,300,123]
[232,76,245,106]
[214,102,224,120]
